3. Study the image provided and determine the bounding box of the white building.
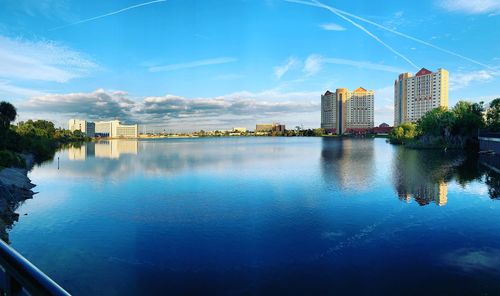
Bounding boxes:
[95,120,138,138]
[68,119,95,137]
[394,68,449,125]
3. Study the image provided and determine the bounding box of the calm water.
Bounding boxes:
[7,137,500,295]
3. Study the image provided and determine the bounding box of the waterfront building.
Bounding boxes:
[95,120,139,138]
[394,68,449,125]
[372,123,393,135]
[233,127,247,133]
[255,123,285,132]
[321,87,374,134]
[68,119,95,137]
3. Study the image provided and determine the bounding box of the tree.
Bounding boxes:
[0,101,17,130]
[486,98,500,132]
[417,107,456,138]
[313,128,325,137]
[452,101,485,136]
[389,122,418,144]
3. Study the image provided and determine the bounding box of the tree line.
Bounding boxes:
[389,98,500,149]
[0,101,89,168]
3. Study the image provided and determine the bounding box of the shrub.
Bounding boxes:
[0,150,25,168]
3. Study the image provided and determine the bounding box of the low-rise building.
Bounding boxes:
[95,120,138,138]
[255,123,285,132]
[233,127,247,133]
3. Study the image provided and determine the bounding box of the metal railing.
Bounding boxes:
[479,131,500,138]
[0,240,70,296]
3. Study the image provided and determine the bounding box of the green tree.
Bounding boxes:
[486,98,500,132]
[313,128,325,137]
[389,122,418,144]
[452,101,485,136]
[417,107,456,138]
[0,101,16,130]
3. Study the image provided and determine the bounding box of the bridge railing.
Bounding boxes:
[0,239,70,296]
[479,131,500,138]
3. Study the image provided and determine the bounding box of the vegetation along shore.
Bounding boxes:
[389,99,500,150]
[0,101,91,232]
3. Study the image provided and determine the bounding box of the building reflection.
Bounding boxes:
[391,148,463,206]
[479,154,500,200]
[68,139,138,160]
[320,138,375,190]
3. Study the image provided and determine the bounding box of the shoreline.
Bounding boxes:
[0,154,36,241]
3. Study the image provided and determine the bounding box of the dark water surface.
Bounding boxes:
[7,137,500,295]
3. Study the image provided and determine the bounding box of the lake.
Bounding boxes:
[6,137,500,295]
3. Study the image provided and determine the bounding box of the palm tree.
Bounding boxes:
[0,101,17,130]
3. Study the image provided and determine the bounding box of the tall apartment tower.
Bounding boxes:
[321,87,374,134]
[394,68,449,126]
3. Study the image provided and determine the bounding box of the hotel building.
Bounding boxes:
[255,123,286,132]
[321,87,374,134]
[394,68,449,125]
[68,119,95,137]
[95,120,139,138]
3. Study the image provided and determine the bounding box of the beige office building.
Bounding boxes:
[394,68,449,125]
[321,87,374,134]
[95,120,139,138]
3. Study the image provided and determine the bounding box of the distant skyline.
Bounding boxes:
[0,0,498,131]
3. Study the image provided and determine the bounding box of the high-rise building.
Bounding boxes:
[68,119,95,137]
[321,87,374,134]
[394,68,449,126]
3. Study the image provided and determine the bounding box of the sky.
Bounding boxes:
[0,0,499,132]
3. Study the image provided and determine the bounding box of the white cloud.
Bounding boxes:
[22,89,136,121]
[19,88,320,130]
[438,0,500,14]
[148,57,237,72]
[450,70,499,90]
[273,57,299,79]
[0,81,44,97]
[0,35,98,82]
[319,23,345,31]
[303,54,323,76]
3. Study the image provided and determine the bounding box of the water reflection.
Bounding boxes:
[392,148,500,204]
[320,138,375,190]
[68,140,138,160]
[391,148,460,206]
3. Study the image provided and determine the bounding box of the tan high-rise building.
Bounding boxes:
[394,68,449,125]
[321,87,374,134]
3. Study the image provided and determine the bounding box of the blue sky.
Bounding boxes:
[0,0,499,131]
